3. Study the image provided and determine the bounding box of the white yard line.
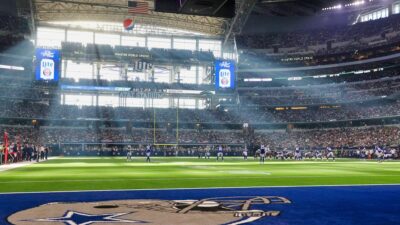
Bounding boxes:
[0,157,58,172]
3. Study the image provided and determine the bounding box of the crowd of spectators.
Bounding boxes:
[1,74,399,123]
[61,41,215,62]
[252,126,400,149]
[0,15,30,35]
[237,14,400,51]
[0,142,49,165]
[240,76,400,106]
[226,101,400,123]
[237,14,400,67]
[239,64,400,88]
[1,98,400,124]
[0,126,244,145]
[1,125,399,151]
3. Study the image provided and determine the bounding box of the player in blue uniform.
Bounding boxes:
[217,145,224,161]
[259,145,266,164]
[146,145,152,163]
[326,147,335,161]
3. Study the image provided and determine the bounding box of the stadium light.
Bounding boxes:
[0,64,25,71]
[288,77,302,81]
[244,78,272,82]
[323,0,369,11]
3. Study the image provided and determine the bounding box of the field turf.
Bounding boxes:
[0,157,399,193]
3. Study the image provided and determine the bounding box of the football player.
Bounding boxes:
[326,147,335,161]
[295,147,302,161]
[276,149,284,160]
[126,145,132,161]
[384,147,392,160]
[146,145,152,163]
[315,150,323,160]
[243,146,248,160]
[259,145,266,164]
[217,145,224,161]
[205,147,211,159]
[375,146,384,163]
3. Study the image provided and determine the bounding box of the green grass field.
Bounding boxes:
[0,157,399,193]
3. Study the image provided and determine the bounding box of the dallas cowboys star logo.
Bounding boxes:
[32,211,147,225]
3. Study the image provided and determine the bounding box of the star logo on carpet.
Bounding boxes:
[32,211,147,225]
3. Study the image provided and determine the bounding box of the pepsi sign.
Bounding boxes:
[215,60,235,90]
[35,48,60,82]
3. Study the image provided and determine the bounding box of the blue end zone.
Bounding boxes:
[1,185,399,225]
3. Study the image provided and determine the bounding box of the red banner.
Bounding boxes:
[17,135,21,162]
[3,132,8,164]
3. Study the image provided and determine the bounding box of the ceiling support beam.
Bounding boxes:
[34,0,227,36]
[223,0,257,46]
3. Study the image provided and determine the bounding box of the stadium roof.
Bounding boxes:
[33,0,228,36]
[30,0,390,40]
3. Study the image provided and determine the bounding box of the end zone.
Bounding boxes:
[1,185,399,225]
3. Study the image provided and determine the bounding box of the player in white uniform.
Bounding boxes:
[360,147,367,160]
[242,146,248,160]
[217,145,224,161]
[266,145,271,159]
[390,148,397,159]
[295,147,302,161]
[315,150,323,160]
[259,145,266,164]
[375,146,383,163]
[126,145,132,161]
[384,148,392,160]
[276,149,284,160]
[304,149,313,159]
[205,147,211,159]
[326,147,335,161]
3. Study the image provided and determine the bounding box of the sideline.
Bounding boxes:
[0,157,57,172]
[0,183,399,195]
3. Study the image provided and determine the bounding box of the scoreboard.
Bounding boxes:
[215,60,235,91]
[35,48,61,82]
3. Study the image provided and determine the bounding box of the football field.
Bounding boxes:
[0,157,399,193]
[1,157,400,225]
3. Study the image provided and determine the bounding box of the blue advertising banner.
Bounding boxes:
[215,60,235,90]
[35,49,61,82]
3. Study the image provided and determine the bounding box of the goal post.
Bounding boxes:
[151,98,180,147]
